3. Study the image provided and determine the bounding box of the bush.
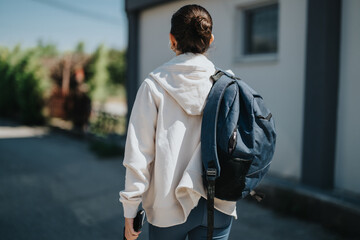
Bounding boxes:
[89,138,124,158]
[15,69,45,124]
[84,45,126,102]
[0,47,21,118]
[0,47,47,124]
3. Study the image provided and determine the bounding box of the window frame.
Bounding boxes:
[235,1,280,63]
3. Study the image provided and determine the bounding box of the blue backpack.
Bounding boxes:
[201,69,276,239]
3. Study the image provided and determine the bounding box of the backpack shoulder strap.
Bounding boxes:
[202,70,237,178]
[201,69,237,240]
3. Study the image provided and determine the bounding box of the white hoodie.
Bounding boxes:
[119,53,237,227]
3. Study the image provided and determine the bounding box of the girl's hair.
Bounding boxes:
[170,4,213,54]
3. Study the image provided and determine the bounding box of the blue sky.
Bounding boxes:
[0,0,128,52]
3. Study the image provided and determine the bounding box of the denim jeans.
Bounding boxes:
[149,197,233,240]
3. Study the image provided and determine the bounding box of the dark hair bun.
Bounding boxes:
[191,16,212,37]
[171,5,213,54]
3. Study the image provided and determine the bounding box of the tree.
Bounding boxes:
[75,42,85,54]
[85,44,110,103]
[107,49,126,86]
[36,40,58,57]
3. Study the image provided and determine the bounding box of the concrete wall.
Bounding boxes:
[139,0,308,180]
[335,0,360,194]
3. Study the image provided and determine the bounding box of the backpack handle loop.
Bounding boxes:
[211,69,241,82]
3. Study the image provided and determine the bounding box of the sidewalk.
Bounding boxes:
[0,121,349,240]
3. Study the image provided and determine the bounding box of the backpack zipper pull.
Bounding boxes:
[228,127,237,155]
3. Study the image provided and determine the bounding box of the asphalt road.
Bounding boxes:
[0,120,346,240]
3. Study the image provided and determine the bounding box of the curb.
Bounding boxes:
[255,176,360,238]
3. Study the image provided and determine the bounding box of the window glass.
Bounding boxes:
[244,3,279,55]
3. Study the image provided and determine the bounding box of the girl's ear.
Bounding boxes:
[169,33,177,50]
[210,34,215,45]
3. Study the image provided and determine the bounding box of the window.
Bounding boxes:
[243,3,279,56]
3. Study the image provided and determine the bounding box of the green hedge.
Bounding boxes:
[0,47,46,124]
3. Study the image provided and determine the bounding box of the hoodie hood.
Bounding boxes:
[149,53,215,116]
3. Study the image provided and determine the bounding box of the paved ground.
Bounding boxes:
[0,120,348,240]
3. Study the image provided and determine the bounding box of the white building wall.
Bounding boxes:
[335,0,360,194]
[139,0,307,180]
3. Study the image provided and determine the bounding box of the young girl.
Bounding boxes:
[120,4,236,240]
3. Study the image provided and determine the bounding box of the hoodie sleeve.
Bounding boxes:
[119,80,158,218]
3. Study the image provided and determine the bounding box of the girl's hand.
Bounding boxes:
[124,217,141,240]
